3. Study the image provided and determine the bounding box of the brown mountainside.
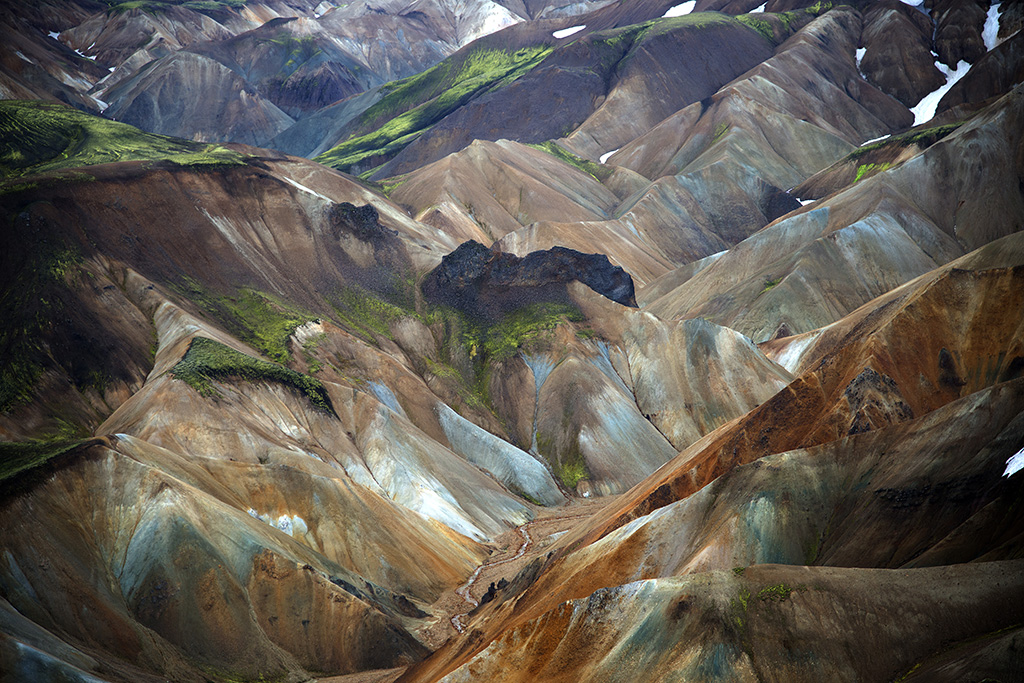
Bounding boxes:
[2,0,1024,681]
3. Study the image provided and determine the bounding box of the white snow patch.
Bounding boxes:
[48,31,60,40]
[984,3,1002,51]
[899,0,921,5]
[855,47,866,77]
[861,134,890,146]
[910,59,971,126]
[281,176,331,202]
[14,51,31,63]
[599,148,619,164]
[247,509,309,538]
[553,25,586,39]
[1004,446,1024,477]
[663,1,695,17]
[750,3,767,13]
[798,199,815,206]
[92,98,109,112]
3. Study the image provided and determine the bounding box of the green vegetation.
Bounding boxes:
[462,302,583,363]
[301,333,326,374]
[732,566,747,576]
[711,122,730,144]
[314,46,553,173]
[331,285,416,343]
[0,101,245,180]
[0,239,81,413]
[170,281,312,364]
[557,460,589,489]
[737,2,833,43]
[849,122,963,160]
[527,141,613,181]
[762,277,781,292]
[106,0,247,14]
[171,336,334,413]
[757,582,807,602]
[0,438,92,492]
[736,15,773,41]
[729,587,751,629]
[854,161,891,182]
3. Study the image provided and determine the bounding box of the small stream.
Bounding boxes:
[450,523,532,633]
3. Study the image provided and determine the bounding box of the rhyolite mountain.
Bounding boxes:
[2,0,1024,682]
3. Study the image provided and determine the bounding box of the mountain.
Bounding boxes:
[2,0,1024,682]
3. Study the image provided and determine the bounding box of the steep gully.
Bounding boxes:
[432,497,615,639]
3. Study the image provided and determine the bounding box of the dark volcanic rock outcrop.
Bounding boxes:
[423,241,636,318]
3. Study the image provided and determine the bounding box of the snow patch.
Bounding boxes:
[861,134,890,146]
[553,25,586,39]
[899,0,921,5]
[910,59,971,126]
[48,31,60,40]
[855,47,866,77]
[281,176,331,202]
[14,51,31,63]
[663,1,695,17]
[798,199,814,206]
[1004,446,1024,477]
[247,509,309,538]
[750,3,767,12]
[984,3,1002,51]
[599,148,619,164]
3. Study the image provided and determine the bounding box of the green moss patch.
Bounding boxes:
[314,46,552,173]
[526,141,612,181]
[470,302,583,362]
[170,281,312,364]
[756,582,807,602]
[854,161,891,182]
[849,122,963,161]
[0,438,92,492]
[331,285,417,343]
[556,459,589,489]
[106,0,247,14]
[0,240,81,413]
[172,336,334,413]
[0,100,245,180]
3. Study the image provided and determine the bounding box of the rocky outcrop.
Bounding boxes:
[931,0,988,68]
[423,241,636,318]
[859,0,945,107]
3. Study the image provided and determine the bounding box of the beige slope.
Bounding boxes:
[645,84,1024,341]
[100,301,534,545]
[487,9,913,278]
[389,140,620,245]
[0,437,432,682]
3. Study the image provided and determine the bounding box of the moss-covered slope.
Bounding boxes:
[0,100,244,180]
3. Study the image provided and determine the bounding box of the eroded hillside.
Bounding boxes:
[2,1,1023,682]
